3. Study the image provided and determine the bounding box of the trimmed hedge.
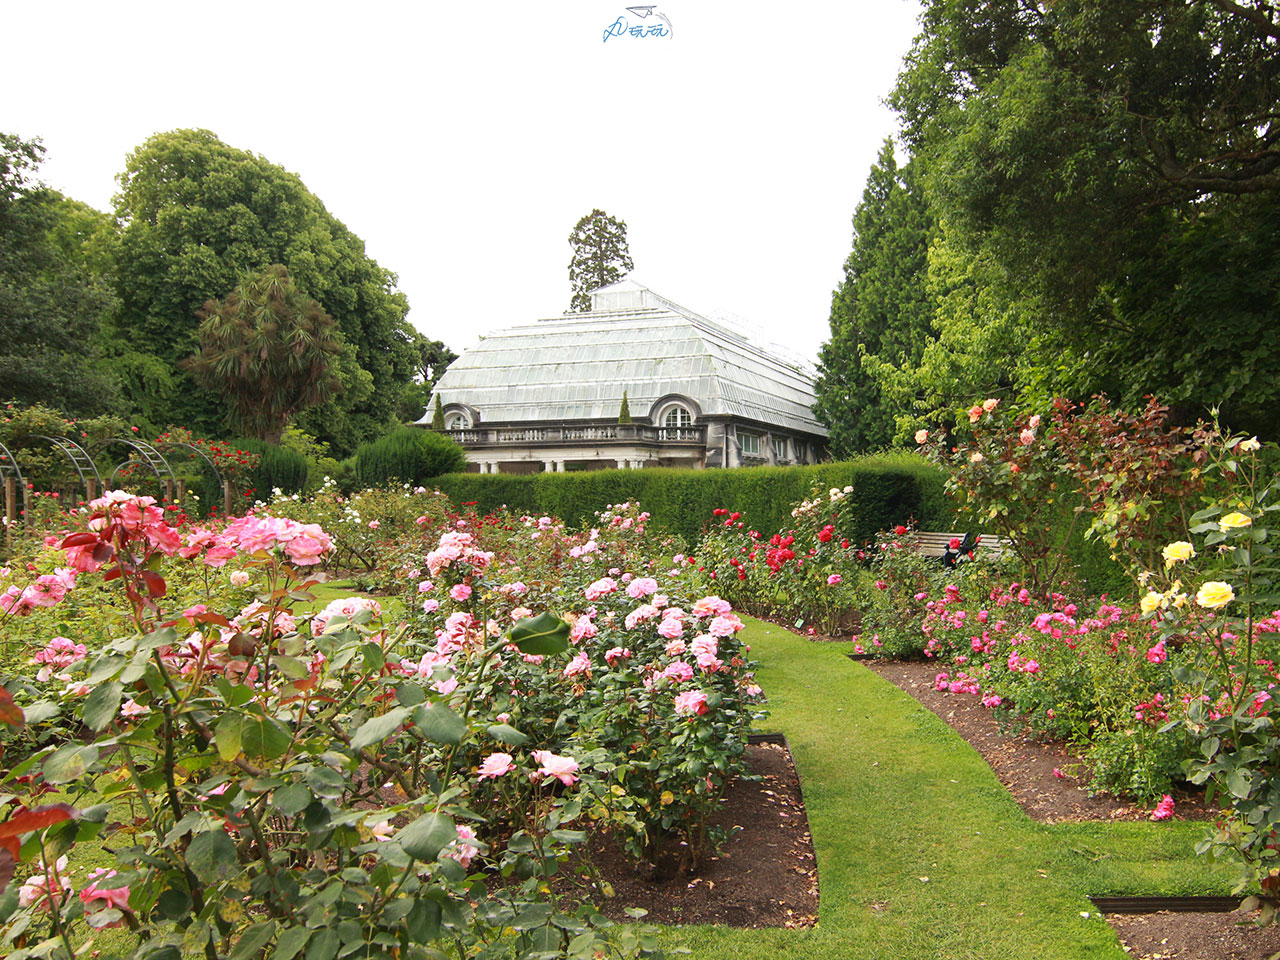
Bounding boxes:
[430,451,1129,596]
[432,452,954,546]
[235,438,309,497]
[355,428,467,488]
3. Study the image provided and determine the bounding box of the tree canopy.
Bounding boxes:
[0,133,119,415]
[816,0,1280,441]
[109,129,422,454]
[567,209,634,312]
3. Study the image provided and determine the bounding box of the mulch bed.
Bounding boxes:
[859,657,1280,959]
[1108,910,1280,959]
[579,740,819,928]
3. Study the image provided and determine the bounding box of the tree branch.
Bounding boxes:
[1203,0,1280,41]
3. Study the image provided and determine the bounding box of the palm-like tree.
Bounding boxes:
[186,264,342,443]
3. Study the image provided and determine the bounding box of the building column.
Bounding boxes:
[556,460,566,473]
[616,458,628,470]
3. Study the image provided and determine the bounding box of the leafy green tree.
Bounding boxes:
[109,129,417,453]
[0,133,120,415]
[185,264,343,444]
[814,141,937,455]
[568,209,634,312]
[395,331,458,423]
[618,391,632,424]
[891,0,1280,436]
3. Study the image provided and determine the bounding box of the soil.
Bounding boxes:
[858,658,1280,959]
[578,740,820,928]
[862,658,1220,823]
[1108,910,1280,959]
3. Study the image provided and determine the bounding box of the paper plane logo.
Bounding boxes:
[603,7,673,42]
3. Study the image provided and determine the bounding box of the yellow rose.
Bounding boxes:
[1196,581,1235,609]
[1240,437,1261,452]
[1162,541,1196,567]
[1219,512,1253,531]
[1140,591,1164,616]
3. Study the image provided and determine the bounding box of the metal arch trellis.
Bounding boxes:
[0,439,29,531]
[90,437,178,497]
[31,435,105,502]
[156,440,221,484]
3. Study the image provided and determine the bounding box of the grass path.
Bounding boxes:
[672,617,1233,960]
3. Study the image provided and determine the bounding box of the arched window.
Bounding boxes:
[661,405,693,440]
[445,413,470,431]
[664,407,692,429]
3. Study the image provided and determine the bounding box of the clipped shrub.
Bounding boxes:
[355,426,467,487]
[235,437,309,498]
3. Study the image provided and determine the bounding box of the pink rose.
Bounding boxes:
[1151,795,1175,820]
[673,690,709,716]
[707,614,743,637]
[478,753,515,779]
[283,531,332,566]
[692,596,731,618]
[584,577,619,600]
[662,661,694,683]
[450,584,472,602]
[827,574,842,586]
[626,577,659,599]
[532,750,579,786]
[563,651,591,678]
[446,824,480,868]
[79,868,130,924]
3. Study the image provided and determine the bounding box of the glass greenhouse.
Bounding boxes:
[414,280,829,473]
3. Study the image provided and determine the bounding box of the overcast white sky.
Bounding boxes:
[9,1,922,364]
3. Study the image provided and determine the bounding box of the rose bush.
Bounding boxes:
[0,490,765,959]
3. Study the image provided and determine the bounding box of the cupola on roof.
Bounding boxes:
[417,280,827,436]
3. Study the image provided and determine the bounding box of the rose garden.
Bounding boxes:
[0,397,1276,959]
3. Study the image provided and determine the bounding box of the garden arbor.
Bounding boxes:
[0,433,239,533]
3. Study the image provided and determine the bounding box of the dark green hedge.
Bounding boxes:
[355,428,467,488]
[430,451,1130,596]
[432,452,954,546]
[235,438,309,497]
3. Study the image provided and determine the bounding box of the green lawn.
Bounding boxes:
[670,617,1233,960]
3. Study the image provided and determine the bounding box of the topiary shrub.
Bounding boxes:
[355,426,467,487]
[235,437,309,498]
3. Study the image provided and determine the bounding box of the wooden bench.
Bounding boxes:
[913,531,1014,562]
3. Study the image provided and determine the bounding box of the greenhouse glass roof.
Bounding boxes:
[417,281,828,436]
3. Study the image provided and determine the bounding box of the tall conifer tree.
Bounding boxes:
[814,141,936,455]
